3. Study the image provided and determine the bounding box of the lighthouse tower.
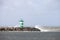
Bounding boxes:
[19,18,24,28]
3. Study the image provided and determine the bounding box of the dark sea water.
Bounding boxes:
[0,31,60,40]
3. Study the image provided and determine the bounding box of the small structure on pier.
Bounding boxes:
[19,18,24,28]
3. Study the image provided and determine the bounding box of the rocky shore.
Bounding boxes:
[0,27,40,31]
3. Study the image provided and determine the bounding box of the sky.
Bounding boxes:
[0,0,60,26]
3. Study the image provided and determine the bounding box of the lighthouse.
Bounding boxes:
[19,18,24,28]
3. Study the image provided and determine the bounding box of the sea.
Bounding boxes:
[0,31,60,40]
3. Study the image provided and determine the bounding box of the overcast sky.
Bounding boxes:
[0,0,60,26]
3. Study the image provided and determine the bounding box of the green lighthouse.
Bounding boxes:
[19,18,24,28]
